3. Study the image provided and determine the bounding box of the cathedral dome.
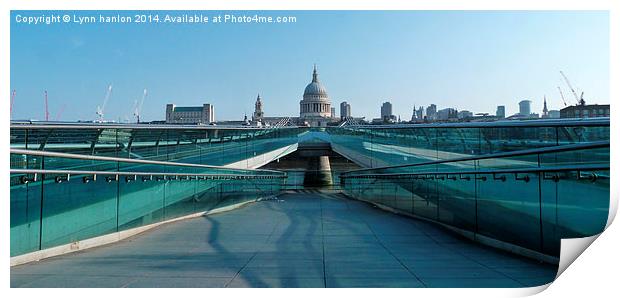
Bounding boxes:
[299,65,331,127]
[303,65,328,97]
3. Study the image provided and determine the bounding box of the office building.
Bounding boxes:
[457,110,473,119]
[548,110,560,118]
[426,104,437,120]
[519,100,532,116]
[496,106,506,118]
[340,101,352,120]
[560,104,610,118]
[417,106,424,120]
[166,103,215,124]
[381,101,395,122]
[437,108,458,121]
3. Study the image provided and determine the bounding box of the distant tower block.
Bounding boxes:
[496,105,506,118]
[340,101,351,120]
[519,100,532,116]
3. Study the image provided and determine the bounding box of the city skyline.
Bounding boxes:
[10,10,609,122]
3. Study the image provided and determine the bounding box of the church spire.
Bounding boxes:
[543,96,548,115]
[312,64,319,83]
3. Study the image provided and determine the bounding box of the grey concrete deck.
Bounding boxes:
[11,191,558,288]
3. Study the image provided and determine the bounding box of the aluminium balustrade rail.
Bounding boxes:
[11,123,307,167]
[328,118,609,169]
[11,169,286,184]
[335,117,610,129]
[9,122,304,145]
[11,117,609,129]
[341,164,609,180]
[11,147,288,258]
[340,140,610,176]
[9,120,303,130]
[11,148,287,184]
[10,148,287,174]
[339,141,610,260]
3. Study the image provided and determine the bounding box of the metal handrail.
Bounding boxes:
[11,169,287,181]
[10,121,303,130]
[10,149,286,175]
[11,118,609,130]
[341,164,609,179]
[341,141,609,175]
[332,117,609,129]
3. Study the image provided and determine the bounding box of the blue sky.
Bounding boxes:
[10,10,609,122]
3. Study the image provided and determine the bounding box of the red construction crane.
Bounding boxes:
[44,90,50,121]
[10,89,16,118]
[55,104,66,121]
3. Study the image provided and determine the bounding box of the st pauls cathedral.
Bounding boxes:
[248,65,337,127]
[299,65,332,127]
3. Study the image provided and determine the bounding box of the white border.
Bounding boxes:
[2,0,618,297]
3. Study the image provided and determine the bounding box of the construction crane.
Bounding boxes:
[560,71,585,106]
[96,84,113,122]
[44,90,50,121]
[10,90,16,119]
[557,86,567,107]
[133,88,147,123]
[55,104,66,121]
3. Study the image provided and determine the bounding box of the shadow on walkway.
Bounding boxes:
[11,191,558,288]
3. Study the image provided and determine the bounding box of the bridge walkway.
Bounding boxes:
[11,191,557,288]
